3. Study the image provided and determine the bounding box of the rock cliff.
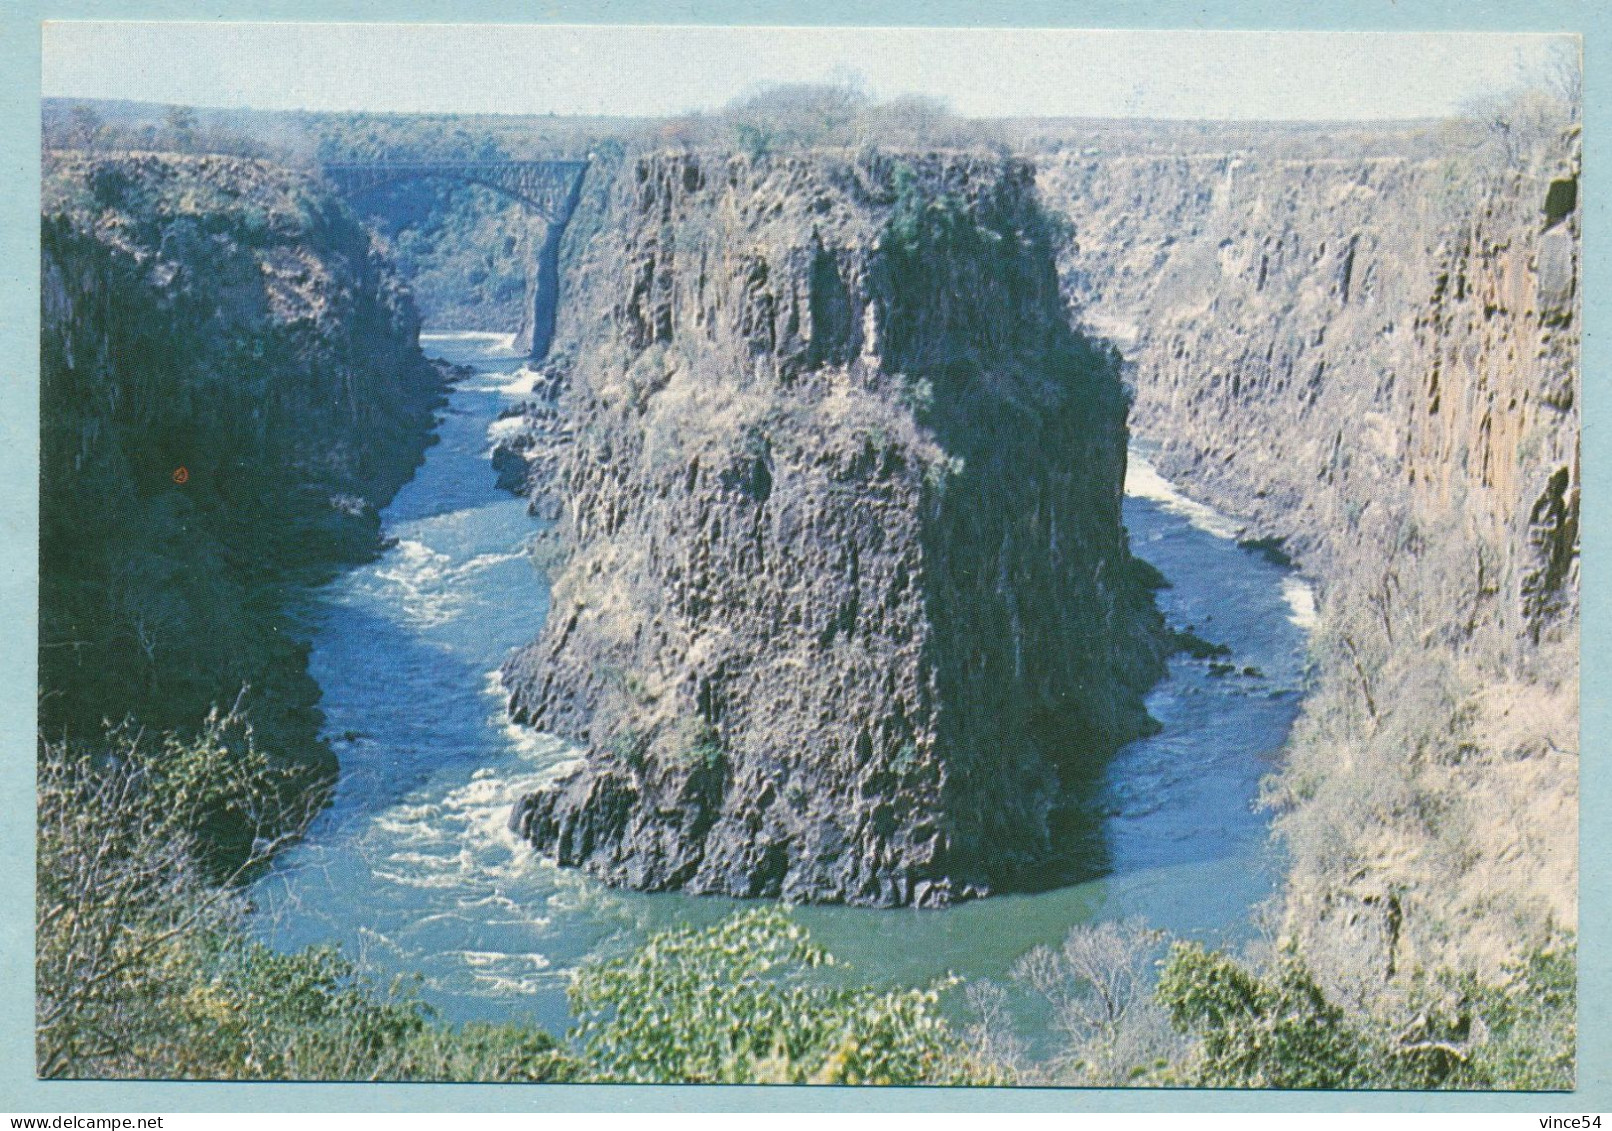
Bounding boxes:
[1043,144,1578,630]
[504,151,1171,906]
[1038,125,1579,983]
[39,152,446,853]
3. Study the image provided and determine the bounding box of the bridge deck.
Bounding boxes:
[322,160,590,218]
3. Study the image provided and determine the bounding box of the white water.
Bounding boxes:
[1127,451,1319,631]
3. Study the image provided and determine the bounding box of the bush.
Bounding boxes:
[1415,941,1577,1091]
[163,941,578,1082]
[1462,40,1579,175]
[1154,937,1577,1090]
[1157,941,1371,1089]
[37,715,579,1082]
[36,708,309,1075]
[717,84,1001,157]
[569,906,995,1084]
[1010,919,1183,1085]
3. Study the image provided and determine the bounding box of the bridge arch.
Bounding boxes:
[321,160,590,359]
[321,160,590,222]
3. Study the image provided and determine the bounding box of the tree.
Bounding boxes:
[1153,938,1577,1090]
[66,103,104,152]
[37,710,581,1081]
[164,105,199,150]
[1011,919,1183,1085]
[1463,40,1581,173]
[36,708,314,1075]
[1156,940,1370,1089]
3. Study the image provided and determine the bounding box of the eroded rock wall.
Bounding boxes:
[505,151,1170,906]
[1039,131,1579,982]
[1044,147,1578,639]
[39,153,446,833]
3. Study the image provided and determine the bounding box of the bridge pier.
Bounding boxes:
[517,168,587,360]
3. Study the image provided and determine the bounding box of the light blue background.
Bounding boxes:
[1,0,1603,1113]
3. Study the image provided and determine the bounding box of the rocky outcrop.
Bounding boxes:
[504,151,1171,906]
[39,152,445,842]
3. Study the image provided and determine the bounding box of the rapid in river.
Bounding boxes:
[252,332,1313,1040]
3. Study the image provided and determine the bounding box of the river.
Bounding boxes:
[252,331,1313,1042]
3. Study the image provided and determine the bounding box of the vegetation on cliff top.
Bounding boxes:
[570,907,996,1085]
[37,719,580,1082]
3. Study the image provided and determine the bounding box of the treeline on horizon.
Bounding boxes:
[45,73,1572,332]
[43,86,1504,166]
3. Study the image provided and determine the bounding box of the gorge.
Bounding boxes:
[1038,126,1580,989]
[36,104,1580,1084]
[39,151,446,863]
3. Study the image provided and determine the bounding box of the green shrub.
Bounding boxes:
[1157,941,1370,1089]
[168,940,578,1081]
[569,906,995,1084]
[1154,937,1577,1091]
[1410,941,1577,1091]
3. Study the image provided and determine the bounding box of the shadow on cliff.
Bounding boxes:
[873,159,1171,896]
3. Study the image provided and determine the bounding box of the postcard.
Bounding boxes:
[5,8,1598,1117]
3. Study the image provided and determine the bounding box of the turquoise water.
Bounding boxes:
[252,332,1311,1039]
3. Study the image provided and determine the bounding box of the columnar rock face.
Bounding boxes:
[39,153,445,799]
[505,151,1170,907]
[1037,126,1580,981]
[1040,141,1579,647]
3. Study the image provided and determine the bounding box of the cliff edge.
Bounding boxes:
[1038,125,1579,985]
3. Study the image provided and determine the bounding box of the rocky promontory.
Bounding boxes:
[503,151,1172,906]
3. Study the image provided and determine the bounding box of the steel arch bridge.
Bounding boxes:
[321,159,591,359]
[321,159,590,220]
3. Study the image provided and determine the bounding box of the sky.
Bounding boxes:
[41,23,1576,122]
